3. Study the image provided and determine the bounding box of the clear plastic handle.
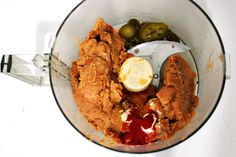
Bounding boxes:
[0,53,70,86]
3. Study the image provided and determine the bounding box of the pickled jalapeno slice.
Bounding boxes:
[119,23,137,39]
[138,23,169,42]
[128,18,141,30]
[125,37,140,50]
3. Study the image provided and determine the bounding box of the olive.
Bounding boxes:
[138,23,169,42]
[128,18,141,30]
[166,30,180,42]
[119,23,137,39]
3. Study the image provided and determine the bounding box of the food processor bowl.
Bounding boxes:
[49,0,226,153]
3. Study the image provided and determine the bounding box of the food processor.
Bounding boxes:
[0,0,230,153]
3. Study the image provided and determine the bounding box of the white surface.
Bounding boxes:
[0,0,235,156]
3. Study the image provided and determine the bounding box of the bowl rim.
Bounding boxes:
[49,0,226,154]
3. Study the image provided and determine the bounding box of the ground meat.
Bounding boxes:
[148,55,199,140]
[118,55,199,144]
[70,19,199,145]
[70,19,129,134]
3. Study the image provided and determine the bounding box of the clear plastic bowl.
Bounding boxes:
[49,0,226,153]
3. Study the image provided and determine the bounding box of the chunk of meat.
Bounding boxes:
[147,55,199,139]
[70,19,130,133]
[162,55,199,120]
[156,86,176,105]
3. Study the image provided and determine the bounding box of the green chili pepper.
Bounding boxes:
[138,23,169,42]
[119,23,137,39]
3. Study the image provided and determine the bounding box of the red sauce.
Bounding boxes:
[119,108,158,145]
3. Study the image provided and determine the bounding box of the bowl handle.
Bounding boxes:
[0,53,70,86]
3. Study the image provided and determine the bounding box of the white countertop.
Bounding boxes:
[0,0,235,156]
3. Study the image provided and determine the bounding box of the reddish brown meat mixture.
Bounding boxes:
[70,18,131,134]
[147,55,199,140]
[70,19,199,145]
[117,55,199,144]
